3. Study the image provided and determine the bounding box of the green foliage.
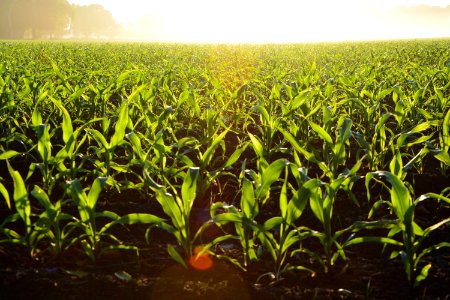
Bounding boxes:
[69,177,163,261]
[366,171,450,286]
[0,40,449,287]
[147,167,210,266]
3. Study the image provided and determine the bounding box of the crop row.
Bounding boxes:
[0,40,449,287]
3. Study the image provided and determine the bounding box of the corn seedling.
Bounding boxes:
[366,171,450,287]
[69,177,163,261]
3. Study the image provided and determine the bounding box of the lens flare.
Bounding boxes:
[188,246,213,271]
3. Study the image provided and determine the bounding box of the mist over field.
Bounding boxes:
[1,0,449,42]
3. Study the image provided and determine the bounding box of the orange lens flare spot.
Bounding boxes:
[188,246,213,271]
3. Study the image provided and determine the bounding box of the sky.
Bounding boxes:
[68,0,450,43]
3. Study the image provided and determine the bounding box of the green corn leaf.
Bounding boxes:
[343,236,403,247]
[372,171,411,222]
[59,104,74,144]
[394,99,405,125]
[403,148,429,173]
[256,159,288,204]
[256,230,277,261]
[414,263,432,288]
[37,124,51,163]
[30,185,54,212]
[281,230,302,253]
[241,178,257,219]
[279,175,288,218]
[254,105,270,123]
[49,97,73,144]
[80,240,95,262]
[389,150,403,177]
[333,118,352,165]
[117,70,136,85]
[69,179,91,224]
[264,216,283,230]
[0,182,11,210]
[376,88,394,101]
[157,105,174,125]
[217,254,247,271]
[417,192,450,206]
[68,86,87,102]
[54,145,70,169]
[213,212,243,225]
[280,129,317,162]
[143,169,163,190]
[96,210,120,221]
[7,162,30,227]
[415,242,450,271]
[286,178,321,225]
[126,131,143,157]
[0,151,21,160]
[87,177,107,209]
[32,107,42,128]
[248,132,264,159]
[86,129,109,149]
[286,90,308,114]
[232,84,247,99]
[181,167,199,213]
[309,185,324,224]
[110,103,129,149]
[223,144,248,169]
[167,245,187,268]
[127,84,148,103]
[397,121,433,148]
[309,120,332,144]
[443,109,450,150]
[429,149,450,166]
[200,127,229,167]
[155,190,184,230]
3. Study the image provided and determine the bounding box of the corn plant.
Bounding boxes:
[437,108,450,174]
[69,177,164,261]
[250,102,283,160]
[85,102,129,179]
[208,158,289,270]
[387,120,450,177]
[47,97,95,181]
[146,167,211,268]
[300,160,362,272]
[27,96,94,191]
[366,171,450,287]
[247,134,288,205]
[282,115,363,270]
[252,167,319,281]
[353,112,394,171]
[30,97,54,190]
[183,125,247,207]
[209,178,260,270]
[28,185,77,258]
[0,162,46,257]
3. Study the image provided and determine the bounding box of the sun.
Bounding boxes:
[70,0,450,43]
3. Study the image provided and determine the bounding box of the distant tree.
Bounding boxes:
[0,1,12,39]
[0,0,72,39]
[0,0,34,39]
[72,4,121,38]
[30,0,72,38]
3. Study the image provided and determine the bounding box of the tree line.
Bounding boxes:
[0,0,121,39]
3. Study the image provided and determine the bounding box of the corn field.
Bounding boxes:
[0,39,450,299]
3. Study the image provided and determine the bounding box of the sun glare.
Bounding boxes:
[67,0,450,43]
[188,246,213,271]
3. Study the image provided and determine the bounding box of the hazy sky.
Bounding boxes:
[68,0,450,42]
